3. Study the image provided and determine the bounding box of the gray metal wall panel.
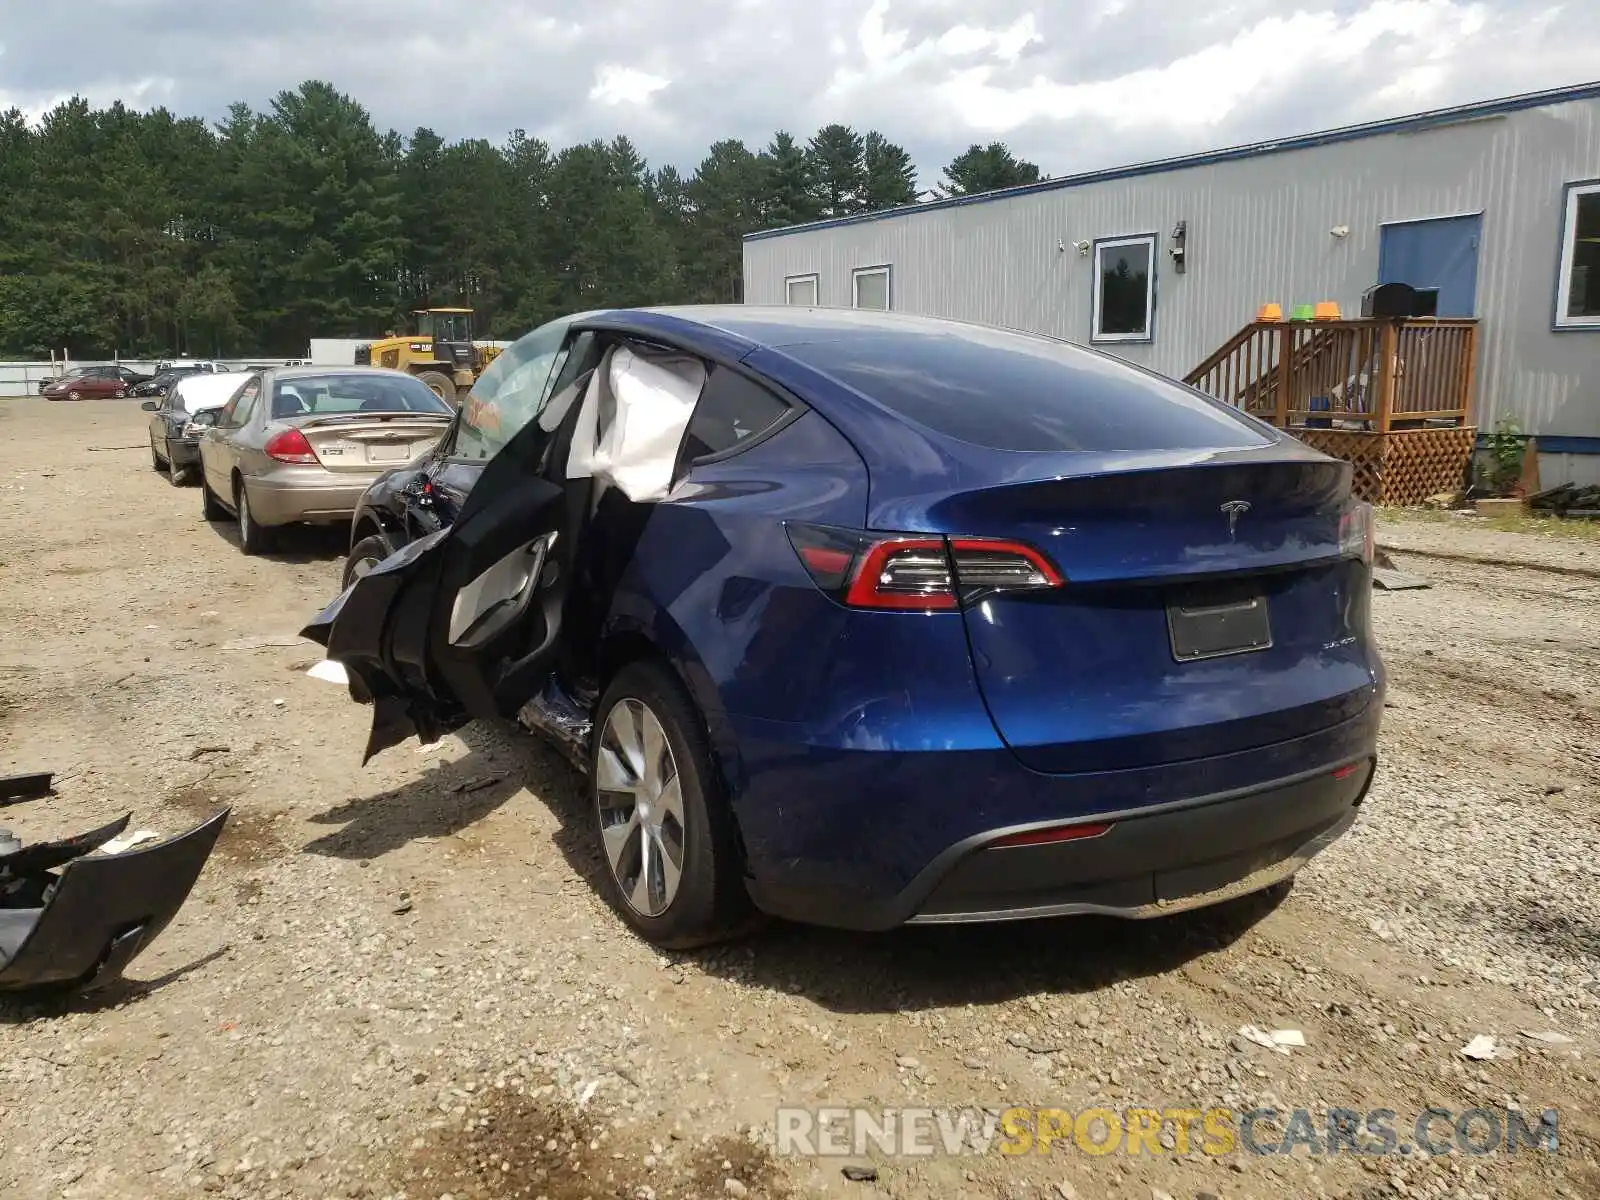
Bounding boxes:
[743,97,1600,439]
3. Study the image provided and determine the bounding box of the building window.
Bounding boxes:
[1092,234,1156,343]
[852,265,891,311]
[1556,180,1600,330]
[785,274,819,306]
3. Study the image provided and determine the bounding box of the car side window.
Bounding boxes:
[547,332,600,403]
[680,367,792,464]
[215,376,260,427]
[232,379,263,427]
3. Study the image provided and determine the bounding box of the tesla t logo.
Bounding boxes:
[1220,500,1251,540]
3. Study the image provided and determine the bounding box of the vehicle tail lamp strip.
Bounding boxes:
[786,523,1063,612]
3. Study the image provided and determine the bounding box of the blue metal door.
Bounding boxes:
[1378,214,1482,316]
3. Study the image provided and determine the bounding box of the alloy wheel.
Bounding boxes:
[595,698,686,918]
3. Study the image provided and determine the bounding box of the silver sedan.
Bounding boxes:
[196,366,454,555]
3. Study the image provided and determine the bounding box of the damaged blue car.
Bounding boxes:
[305,306,1383,949]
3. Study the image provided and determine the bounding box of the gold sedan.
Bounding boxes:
[196,367,455,555]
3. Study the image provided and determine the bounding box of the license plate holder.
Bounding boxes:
[366,442,409,464]
[1166,584,1272,662]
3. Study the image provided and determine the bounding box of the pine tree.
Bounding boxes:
[862,131,918,210]
[938,142,1043,198]
[806,124,867,218]
[758,131,818,228]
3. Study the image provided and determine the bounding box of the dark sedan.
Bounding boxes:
[131,366,205,401]
[143,372,252,485]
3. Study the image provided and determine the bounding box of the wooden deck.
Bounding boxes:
[1184,318,1479,505]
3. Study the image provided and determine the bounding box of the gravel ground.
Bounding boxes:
[1,399,1597,1200]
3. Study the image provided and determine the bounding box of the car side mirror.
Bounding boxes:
[140,400,159,411]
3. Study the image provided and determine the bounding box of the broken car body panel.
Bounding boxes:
[0,808,228,992]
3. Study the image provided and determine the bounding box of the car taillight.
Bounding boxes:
[786,523,1063,611]
[1339,501,1374,565]
[264,428,318,464]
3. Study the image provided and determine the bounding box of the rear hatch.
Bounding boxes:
[757,329,1379,776]
[291,414,450,472]
[941,453,1376,773]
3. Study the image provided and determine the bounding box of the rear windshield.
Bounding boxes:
[272,373,452,420]
[783,327,1271,452]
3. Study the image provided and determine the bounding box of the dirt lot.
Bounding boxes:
[2,397,1598,1200]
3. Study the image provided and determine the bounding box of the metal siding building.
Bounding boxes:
[744,84,1600,483]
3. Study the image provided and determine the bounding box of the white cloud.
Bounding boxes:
[934,1,1494,134]
[588,65,671,107]
[0,0,1592,182]
[828,1,1043,98]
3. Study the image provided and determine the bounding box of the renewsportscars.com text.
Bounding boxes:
[775,1105,1559,1159]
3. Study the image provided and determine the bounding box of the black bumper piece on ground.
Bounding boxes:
[166,437,202,467]
[0,808,228,993]
[908,758,1374,924]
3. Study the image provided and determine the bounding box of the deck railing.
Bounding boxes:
[1184,318,1478,431]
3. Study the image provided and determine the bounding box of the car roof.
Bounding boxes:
[269,365,418,382]
[632,305,993,348]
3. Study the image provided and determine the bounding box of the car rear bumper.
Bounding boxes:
[246,472,374,526]
[905,759,1370,924]
[733,696,1381,931]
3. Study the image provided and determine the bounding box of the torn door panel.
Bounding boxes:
[305,340,705,759]
[0,808,227,993]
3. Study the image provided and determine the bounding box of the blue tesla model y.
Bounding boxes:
[307,306,1383,948]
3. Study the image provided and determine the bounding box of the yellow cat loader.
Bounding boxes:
[354,308,503,405]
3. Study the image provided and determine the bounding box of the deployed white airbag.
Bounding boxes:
[567,345,705,502]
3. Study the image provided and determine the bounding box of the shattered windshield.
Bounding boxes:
[455,316,576,460]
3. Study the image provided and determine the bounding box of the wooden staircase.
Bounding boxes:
[1184,317,1480,506]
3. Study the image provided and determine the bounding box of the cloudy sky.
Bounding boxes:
[3,0,1596,182]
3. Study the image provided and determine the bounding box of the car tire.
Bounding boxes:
[68,390,82,402]
[235,480,276,556]
[342,533,393,589]
[589,660,754,950]
[114,387,126,399]
[151,441,164,471]
[201,474,228,521]
[415,370,456,406]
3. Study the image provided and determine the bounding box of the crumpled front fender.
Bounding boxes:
[302,528,463,763]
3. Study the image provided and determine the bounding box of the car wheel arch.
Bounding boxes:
[350,514,390,553]
[593,619,750,859]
